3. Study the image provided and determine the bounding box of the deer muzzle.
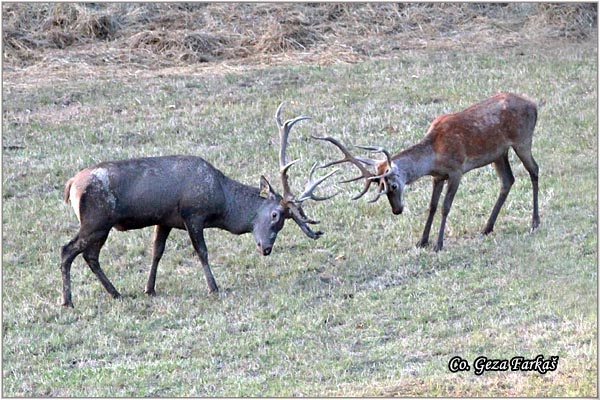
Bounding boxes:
[256,241,273,256]
[392,205,404,215]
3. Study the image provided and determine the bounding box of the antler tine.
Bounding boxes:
[280,159,300,176]
[275,101,285,128]
[312,134,381,200]
[340,174,365,184]
[355,145,393,167]
[319,156,377,172]
[351,179,373,200]
[296,163,339,202]
[368,168,395,182]
[367,181,389,203]
[280,114,311,173]
[311,135,375,178]
[355,157,379,166]
[276,102,311,201]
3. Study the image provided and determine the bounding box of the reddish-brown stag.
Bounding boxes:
[315,93,540,251]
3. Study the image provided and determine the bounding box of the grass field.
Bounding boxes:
[2,5,598,396]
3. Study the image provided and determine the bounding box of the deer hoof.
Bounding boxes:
[531,219,540,232]
[208,285,219,294]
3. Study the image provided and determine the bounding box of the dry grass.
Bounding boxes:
[3,3,597,70]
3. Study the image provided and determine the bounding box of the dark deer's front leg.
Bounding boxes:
[184,217,219,293]
[434,173,462,252]
[417,177,444,248]
[145,225,172,296]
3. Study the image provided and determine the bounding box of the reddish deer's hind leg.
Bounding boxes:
[513,145,540,231]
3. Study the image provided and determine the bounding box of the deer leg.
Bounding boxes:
[61,233,85,307]
[434,173,462,252]
[145,225,172,296]
[513,145,540,231]
[184,218,219,293]
[61,228,112,307]
[417,177,444,248]
[82,232,121,300]
[483,152,514,235]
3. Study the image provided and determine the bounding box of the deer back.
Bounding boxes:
[68,155,227,231]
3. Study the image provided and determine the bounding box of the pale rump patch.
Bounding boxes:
[91,167,110,191]
[91,168,117,210]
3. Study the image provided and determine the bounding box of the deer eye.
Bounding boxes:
[271,211,279,221]
[391,183,398,191]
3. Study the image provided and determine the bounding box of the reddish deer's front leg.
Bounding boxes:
[434,173,462,252]
[483,153,514,235]
[417,177,445,248]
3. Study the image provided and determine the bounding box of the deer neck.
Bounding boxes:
[221,177,264,235]
[393,140,435,185]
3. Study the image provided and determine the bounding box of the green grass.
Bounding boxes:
[2,42,597,396]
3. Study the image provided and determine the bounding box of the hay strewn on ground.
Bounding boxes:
[3,3,597,70]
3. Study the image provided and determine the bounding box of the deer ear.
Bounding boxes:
[259,176,276,199]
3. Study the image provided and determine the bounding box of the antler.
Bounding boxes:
[296,162,339,202]
[355,145,393,169]
[312,135,393,202]
[276,102,311,202]
[275,102,338,238]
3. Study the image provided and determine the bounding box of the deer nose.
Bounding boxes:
[392,206,403,215]
[257,242,272,256]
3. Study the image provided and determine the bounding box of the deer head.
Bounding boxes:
[252,103,338,255]
[311,135,405,214]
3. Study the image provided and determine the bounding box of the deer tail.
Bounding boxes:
[64,177,74,203]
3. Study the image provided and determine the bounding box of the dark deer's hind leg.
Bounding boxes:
[61,234,84,307]
[60,227,115,307]
[82,231,120,300]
